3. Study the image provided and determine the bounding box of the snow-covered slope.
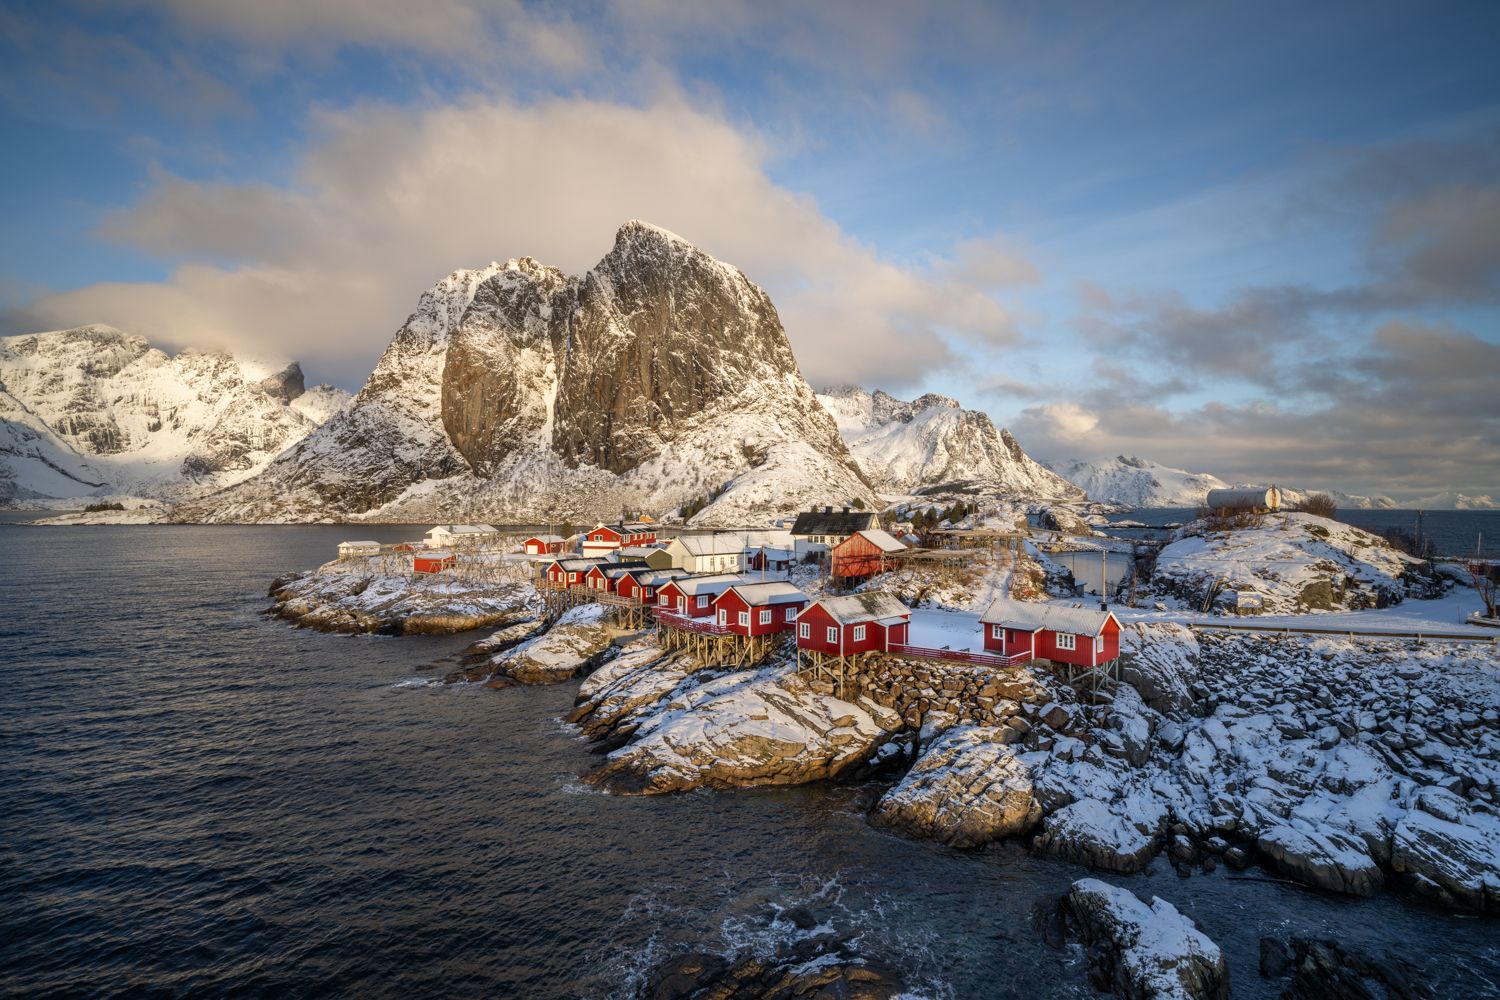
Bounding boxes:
[817,386,1081,502]
[189,222,874,525]
[1054,455,1403,510]
[0,325,338,501]
[1405,491,1498,510]
[1049,456,1229,508]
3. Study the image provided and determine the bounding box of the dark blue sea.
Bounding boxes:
[2,518,1497,998]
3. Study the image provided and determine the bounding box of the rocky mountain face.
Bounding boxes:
[194,221,874,524]
[0,325,350,502]
[1053,455,1405,510]
[817,386,1082,503]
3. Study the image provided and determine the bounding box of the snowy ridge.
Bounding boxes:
[1054,455,1406,510]
[817,386,1081,503]
[0,325,343,502]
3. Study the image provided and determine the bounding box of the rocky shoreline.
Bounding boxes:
[266,564,532,634]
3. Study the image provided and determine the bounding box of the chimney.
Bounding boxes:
[824,505,833,514]
[842,505,851,513]
[1099,600,1108,611]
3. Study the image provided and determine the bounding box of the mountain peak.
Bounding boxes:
[615,219,693,247]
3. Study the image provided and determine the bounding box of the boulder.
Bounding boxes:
[490,604,616,685]
[587,668,887,794]
[1266,937,1431,999]
[1053,878,1228,1000]
[1255,824,1384,897]
[645,939,903,999]
[869,727,1041,848]
[1035,798,1162,873]
[1390,807,1500,912]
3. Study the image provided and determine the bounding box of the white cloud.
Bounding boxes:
[24,94,1026,389]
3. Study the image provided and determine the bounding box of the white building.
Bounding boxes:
[665,533,747,574]
[338,540,381,559]
[425,524,500,548]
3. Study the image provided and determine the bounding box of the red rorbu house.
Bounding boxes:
[655,573,750,618]
[830,529,907,581]
[583,561,649,594]
[795,591,911,657]
[581,521,658,555]
[523,534,565,555]
[413,551,457,574]
[979,599,1121,670]
[712,582,808,637]
[616,569,689,605]
[544,557,605,588]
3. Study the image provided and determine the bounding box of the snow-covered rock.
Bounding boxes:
[1054,879,1228,1000]
[1035,796,1164,874]
[1391,807,1500,911]
[869,726,1041,847]
[191,222,875,525]
[487,604,616,685]
[0,325,338,502]
[267,557,532,634]
[1152,512,1433,613]
[586,666,894,794]
[817,386,1080,503]
[1255,822,1385,897]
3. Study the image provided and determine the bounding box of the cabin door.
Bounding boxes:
[717,609,727,626]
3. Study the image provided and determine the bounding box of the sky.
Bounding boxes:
[1,0,1497,502]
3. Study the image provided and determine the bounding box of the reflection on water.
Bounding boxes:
[1,524,1496,998]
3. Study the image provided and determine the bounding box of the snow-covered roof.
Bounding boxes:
[632,569,690,587]
[618,544,665,556]
[722,581,807,606]
[852,528,907,553]
[805,591,910,625]
[429,523,497,534]
[556,557,607,571]
[526,534,563,543]
[596,561,649,578]
[339,540,381,547]
[980,598,1116,636]
[670,573,755,597]
[672,533,747,556]
[419,550,455,558]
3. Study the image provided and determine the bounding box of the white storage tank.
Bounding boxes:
[1205,486,1281,511]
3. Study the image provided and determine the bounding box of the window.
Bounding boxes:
[697,595,709,609]
[739,612,750,626]
[853,625,866,641]
[1095,634,1104,652]
[991,624,1003,639]
[784,607,796,622]
[659,593,669,606]
[798,622,810,639]
[827,626,837,643]
[759,609,772,625]
[1056,632,1076,650]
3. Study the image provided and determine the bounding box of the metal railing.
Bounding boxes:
[886,642,1032,668]
[652,608,740,636]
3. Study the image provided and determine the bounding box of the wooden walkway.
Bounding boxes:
[885,643,1031,669]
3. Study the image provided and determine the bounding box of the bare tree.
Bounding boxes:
[1469,561,1499,619]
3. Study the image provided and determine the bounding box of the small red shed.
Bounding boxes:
[979,599,1121,669]
[524,534,565,555]
[712,582,808,637]
[414,551,457,574]
[830,528,907,580]
[795,591,910,656]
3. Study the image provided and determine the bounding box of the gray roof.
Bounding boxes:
[556,557,608,571]
[789,509,879,537]
[339,540,381,547]
[851,528,907,553]
[429,523,497,534]
[722,581,807,606]
[804,591,910,625]
[672,533,747,556]
[979,599,1116,636]
[596,561,650,579]
[672,573,757,597]
[632,569,691,587]
[526,534,564,543]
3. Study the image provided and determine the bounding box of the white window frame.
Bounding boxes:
[1095,634,1104,652]
[798,622,810,639]
[697,595,709,609]
[784,606,797,622]
[739,611,750,626]
[1056,632,1076,651]
[759,609,772,625]
[991,624,1003,639]
[826,626,837,643]
[718,609,727,626]
[853,625,866,642]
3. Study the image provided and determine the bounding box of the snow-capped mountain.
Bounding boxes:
[1053,455,1404,510]
[1049,455,1230,508]
[817,386,1081,502]
[0,325,349,502]
[188,221,875,525]
[1403,491,1498,510]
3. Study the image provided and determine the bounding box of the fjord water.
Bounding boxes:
[3,521,1497,999]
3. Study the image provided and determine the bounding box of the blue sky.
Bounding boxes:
[1,0,1497,500]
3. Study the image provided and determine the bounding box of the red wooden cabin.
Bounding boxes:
[829,529,907,580]
[582,521,658,554]
[544,557,604,587]
[584,561,649,593]
[617,569,688,604]
[413,551,457,574]
[655,573,748,618]
[712,582,808,637]
[795,592,910,655]
[979,599,1121,669]
[523,534,565,555]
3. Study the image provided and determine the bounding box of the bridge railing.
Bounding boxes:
[886,643,1031,669]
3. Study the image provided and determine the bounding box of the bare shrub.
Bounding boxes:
[1292,492,1337,518]
[1193,501,1263,533]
